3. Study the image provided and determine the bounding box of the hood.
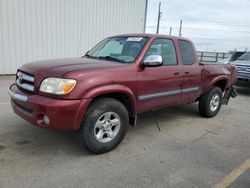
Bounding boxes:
[231,60,250,65]
[19,57,125,77]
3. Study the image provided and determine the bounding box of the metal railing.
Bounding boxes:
[197,51,231,63]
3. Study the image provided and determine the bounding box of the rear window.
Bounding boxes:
[179,40,195,65]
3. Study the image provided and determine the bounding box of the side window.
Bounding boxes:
[179,40,195,65]
[145,39,177,65]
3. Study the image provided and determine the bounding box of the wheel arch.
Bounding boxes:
[82,85,137,126]
[213,79,227,91]
[205,76,229,93]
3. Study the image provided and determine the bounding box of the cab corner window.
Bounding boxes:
[145,39,177,65]
[179,40,195,65]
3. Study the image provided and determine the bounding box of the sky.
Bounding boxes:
[146,0,250,52]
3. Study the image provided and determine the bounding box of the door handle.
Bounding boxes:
[174,72,180,75]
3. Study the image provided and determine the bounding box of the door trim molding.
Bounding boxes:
[182,87,199,93]
[138,86,199,101]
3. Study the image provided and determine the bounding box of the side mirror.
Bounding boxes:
[142,55,163,67]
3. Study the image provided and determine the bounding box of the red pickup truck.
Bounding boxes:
[8,34,237,153]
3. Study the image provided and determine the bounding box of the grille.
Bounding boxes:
[16,71,35,93]
[236,64,250,79]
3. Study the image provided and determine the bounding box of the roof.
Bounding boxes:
[112,33,190,41]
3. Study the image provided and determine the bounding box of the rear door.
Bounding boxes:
[178,40,201,103]
[136,38,183,112]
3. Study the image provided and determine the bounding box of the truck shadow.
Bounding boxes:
[130,103,200,132]
[1,103,201,160]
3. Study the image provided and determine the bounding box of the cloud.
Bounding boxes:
[146,0,250,52]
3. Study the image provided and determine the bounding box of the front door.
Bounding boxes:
[137,38,183,112]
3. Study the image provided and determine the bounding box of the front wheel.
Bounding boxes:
[199,86,223,117]
[79,97,128,154]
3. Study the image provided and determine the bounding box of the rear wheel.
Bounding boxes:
[199,86,223,117]
[79,97,128,154]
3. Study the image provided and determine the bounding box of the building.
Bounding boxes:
[0,0,148,74]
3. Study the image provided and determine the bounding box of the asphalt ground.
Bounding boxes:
[0,76,250,188]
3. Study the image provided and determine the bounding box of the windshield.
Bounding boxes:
[238,52,250,61]
[85,36,148,63]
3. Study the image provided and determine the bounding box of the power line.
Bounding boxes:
[146,26,250,34]
[147,19,250,27]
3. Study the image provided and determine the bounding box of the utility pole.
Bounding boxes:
[179,19,183,37]
[156,2,162,34]
[169,27,172,35]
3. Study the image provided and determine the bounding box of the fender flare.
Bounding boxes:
[81,84,137,116]
[204,75,229,93]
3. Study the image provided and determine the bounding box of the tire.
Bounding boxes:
[79,97,128,154]
[198,86,223,117]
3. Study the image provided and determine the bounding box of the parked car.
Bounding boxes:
[231,52,250,87]
[229,51,246,62]
[8,34,237,154]
[216,51,245,65]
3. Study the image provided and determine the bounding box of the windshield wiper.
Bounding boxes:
[97,56,126,63]
[84,54,97,59]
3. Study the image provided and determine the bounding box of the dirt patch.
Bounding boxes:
[0,144,6,151]
[15,141,30,145]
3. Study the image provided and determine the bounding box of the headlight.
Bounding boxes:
[40,78,77,95]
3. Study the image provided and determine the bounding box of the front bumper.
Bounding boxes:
[8,84,91,131]
[236,78,250,87]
